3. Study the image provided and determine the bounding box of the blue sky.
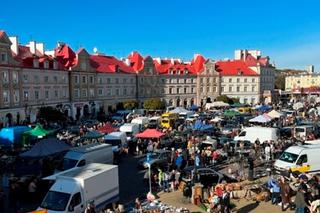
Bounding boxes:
[1,0,320,69]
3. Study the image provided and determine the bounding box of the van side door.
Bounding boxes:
[294,154,310,173]
[68,192,83,213]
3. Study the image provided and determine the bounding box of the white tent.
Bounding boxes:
[293,102,304,110]
[205,102,229,109]
[249,114,273,123]
[169,107,192,114]
[210,117,223,123]
[267,110,283,118]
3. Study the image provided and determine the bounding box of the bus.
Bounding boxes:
[161,112,178,128]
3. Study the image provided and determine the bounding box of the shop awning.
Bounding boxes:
[136,129,165,139]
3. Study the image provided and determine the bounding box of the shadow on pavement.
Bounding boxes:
[236,202,259,213]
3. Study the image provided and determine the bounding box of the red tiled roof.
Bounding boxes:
[90,55,134,73]
[153,58,196,75]
[128,51,144,72]
[54,44,77,68]
[0,31,5,37]
[216,60,259,76]
[244,53,269,67]
[191,54,206,73]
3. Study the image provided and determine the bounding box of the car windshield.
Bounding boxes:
[125,132,133,137]
[162,120,169,124]
[105,139,121,147]
[40,191,71,211]
[279,151,299,163]
[62,158,78,171]
[295,128,305,133]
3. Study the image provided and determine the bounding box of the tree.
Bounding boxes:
[123,100,139,110]
[216,95,238,104]
[275,75,285,90]
[143,98,166,110]
[37,106,67,123]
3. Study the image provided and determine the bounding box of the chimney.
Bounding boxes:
[36,42,45,55]
[124,58,130,66]
[28,41,36,54]
[234,50,241,60]
[171,58,174,65]
[243,49,247,61]
[9,36,19,55]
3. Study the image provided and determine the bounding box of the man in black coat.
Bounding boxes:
[220,189,231,213]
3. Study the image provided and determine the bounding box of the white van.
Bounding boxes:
[119,123,139,142]
[294,125,315,140]
[148,116,161,128]
[104,132,127,154]
[179,111,194,120]
[40,163,119,213]
[234,127,279,143]
[131,117,149,130]
[274,145,320,175]
[59,143,113,172]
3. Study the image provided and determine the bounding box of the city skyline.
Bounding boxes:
[2,0,320,70]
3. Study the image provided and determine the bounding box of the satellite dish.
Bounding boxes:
[93,47,98,53]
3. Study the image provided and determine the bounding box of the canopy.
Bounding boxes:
[210,117,223,123]
[256,105,272,112]
[20,138,70,158]
[0,126,31,147]
[267,110,283,118]
[188,105,199,111]
[193,120,214,131]
[249,114,273,123]
[231,103,244,108]
[97,124,116,134]
[169,107,192,114]
[293,102,304,110]
[23,125,54,138]
[223,110,240,117]
[82,130,104,139]
[136,129,165,139]
[205,101,229,109]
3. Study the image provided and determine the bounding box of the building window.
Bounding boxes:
[221,78,224,83]
[2,71,8,83]
[115,89,120,96]
[98,89,103,96]
[191,87,195,93]
[252,78,255,83]
[207,86,210,93]
[213,86,216,92]
[52,76,57,83]
[229,86,232,92]
[97,77,102,84]
[130,78,134,84]
[12,72,18,84]
[54,90,58,98]
[23,74,28,83]
[123,88,127,95]
[200,87,203,93]
[107,78,111,84]
[251,98,255,104]
[13,90,19,103]
[1,53,7,63]
[252,86,255,92]
[62,89,67,98]
[82,89,87,97]
[184,87,187,94]
[35,90,39,100]
[221,87,224,92]
[44,76,49,83]
[22,91,28,101]
[89,88,94,97]
[244,86,247,92]
[236,86,240,92]
[207,78,210,84]
[74,89,79,98]
[82,76,87,84]
[115,78,119,84]
[169,88,172,94]
[244,98,248,104]
[123,79,127,84]
[45,90,49,99]
[74,75,79,84]
[89,76,94,84]
[237,78,240,83]
[200,78,203,84]
[244,78,247,83]
[3,91,9,103]
[229,78,232,83]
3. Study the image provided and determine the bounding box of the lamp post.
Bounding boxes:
[146,153,152,193]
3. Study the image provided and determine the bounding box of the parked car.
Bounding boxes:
[181,166,237,187]
[138,150,171,169]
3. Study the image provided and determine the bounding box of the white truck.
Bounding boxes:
[119,123,140,142]
[104,132,127,154]
[40,163,119,213]
[58,143,113,172]
[131,117,149,130]
[234,126,279,143]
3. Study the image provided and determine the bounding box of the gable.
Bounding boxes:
[0,31,12,47]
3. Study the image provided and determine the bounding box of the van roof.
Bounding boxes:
[70,143,111,153]
[121,123,139,127]
[285,145,320,154]
[59,163,117,179]
[105,132,125,137]
[295,125,313,128]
